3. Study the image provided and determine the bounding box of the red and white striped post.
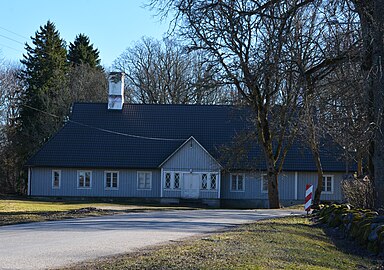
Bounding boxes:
[305,184,313,213]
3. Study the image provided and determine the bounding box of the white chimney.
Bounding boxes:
[108,72,124,110]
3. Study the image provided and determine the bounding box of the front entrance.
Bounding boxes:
[182,173,200,199]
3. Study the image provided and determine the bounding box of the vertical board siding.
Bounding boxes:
[220,171,335,201]
[297,172,343,201]
[161,139,220,171]
[220,172,266,200]
[31,168,160,198]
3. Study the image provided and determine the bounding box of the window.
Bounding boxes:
[322,175,334,193]
[201,174,208,189]
[78,170,92,189]
[261,174,268,193]
[52,170,61,189]
[165,172,171,189]
[231,174,245,191]
[138,171,152,190]
[105,171,119,189]
[210,174,217,190]
[174,173,180,189]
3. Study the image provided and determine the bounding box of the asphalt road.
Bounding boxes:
[0,209,304,270]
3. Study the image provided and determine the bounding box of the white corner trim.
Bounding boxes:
[27,167,31,196]
[294,171,298,200]
[160,168,164,198]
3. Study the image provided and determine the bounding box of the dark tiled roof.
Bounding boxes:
[27,103,350,172]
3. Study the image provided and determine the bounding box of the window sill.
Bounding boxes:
[77,187,92,189]
[230,190,245,192]
[105,188,119,191]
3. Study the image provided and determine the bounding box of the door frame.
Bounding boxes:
[182,173,200,199]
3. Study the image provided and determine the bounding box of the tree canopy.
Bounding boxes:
[68,34,102,69]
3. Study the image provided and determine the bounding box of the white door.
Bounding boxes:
[182,173,200,199]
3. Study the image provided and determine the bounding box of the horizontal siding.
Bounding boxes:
[161,138,220,171]
[30,168,160,198]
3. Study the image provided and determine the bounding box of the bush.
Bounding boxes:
[341,175,374,209]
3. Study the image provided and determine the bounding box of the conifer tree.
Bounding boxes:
[18,21,69,178]
[68,34,102,69]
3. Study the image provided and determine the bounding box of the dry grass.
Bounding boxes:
[63,216,382,270]
[0,197,193,226]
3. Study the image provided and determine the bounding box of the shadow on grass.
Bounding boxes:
[318,223,384,262]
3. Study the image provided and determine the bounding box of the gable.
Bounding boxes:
[160,137,221,171]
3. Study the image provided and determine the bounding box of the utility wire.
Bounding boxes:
[0,25,29,40]
[0,33,24,45]
[22,104,187,142]
[0,42,23,53]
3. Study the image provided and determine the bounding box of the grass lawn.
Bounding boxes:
[0,197,191,226]
[64,217,382,270]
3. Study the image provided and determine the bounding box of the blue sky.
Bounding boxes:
[0,0,169,68]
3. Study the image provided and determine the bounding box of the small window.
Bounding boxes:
[261,174,268,193]
[105,171,119,189]
[231,174,245,191]
[165,172,171,189]
[174,173,180,189]
[322,175,334,194]
[78,170,92,189]
[201,173,208,189]
[138,171,152,190]
[52,170,61,189]
[210,174,217,190]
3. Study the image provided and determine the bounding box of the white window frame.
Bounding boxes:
[210,173,217,190]
[322,175,334,194]
[52,170,61,189]
[104,171,119,190]
[173,172,180,189]
[201,173,208,190]
[77,170,92,189]
[137,171,152,190]
[261,174,268,193]
[230,173,245,192]
[164,172,172,189]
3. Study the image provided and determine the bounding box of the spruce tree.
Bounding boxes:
[68,34,102,69]
[18,20,69,168]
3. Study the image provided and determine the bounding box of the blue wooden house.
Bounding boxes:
[26,74,350,207]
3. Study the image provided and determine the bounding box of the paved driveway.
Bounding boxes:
[0,209,303,270]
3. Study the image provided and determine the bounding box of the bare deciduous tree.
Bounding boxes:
[0,61,24,194]
[113,37,233,104]
[149,0,352,208]
[351,0,384,208]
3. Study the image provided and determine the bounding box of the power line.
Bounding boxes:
[22,104,186,142]
[0,43,23,53]
[0,25,29,40]
[0,33,24,45]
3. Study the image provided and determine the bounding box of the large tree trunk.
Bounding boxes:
[372,0,384,208]
[266,161,280,209]
[354,0,384,209]
[312,145,323,206]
